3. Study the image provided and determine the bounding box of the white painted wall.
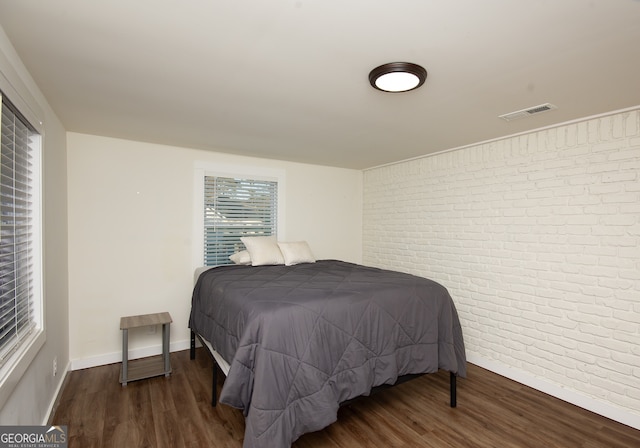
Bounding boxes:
[67,133,363,368]
[363,109,640,429]
[0,27,69,424]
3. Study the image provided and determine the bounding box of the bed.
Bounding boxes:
[189,259,466,448]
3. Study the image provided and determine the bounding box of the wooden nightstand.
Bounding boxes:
[119,312,172,386]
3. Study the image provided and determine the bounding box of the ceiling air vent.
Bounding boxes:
[499,103,557,122]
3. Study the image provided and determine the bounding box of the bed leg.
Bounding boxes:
[211,362,218,407]
[450,372,457,408]
[190,330,196,360]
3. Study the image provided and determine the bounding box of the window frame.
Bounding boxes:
[0,88,44,410]
[193,162,286,270]
[203,175,278,266]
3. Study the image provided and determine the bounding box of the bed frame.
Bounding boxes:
[189,330,457,408]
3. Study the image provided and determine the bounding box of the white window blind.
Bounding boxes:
[204,176,278,266]
[0,95,38,368]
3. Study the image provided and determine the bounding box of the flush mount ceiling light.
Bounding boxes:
[369,62,427,93]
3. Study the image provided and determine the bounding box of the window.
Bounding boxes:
[0,93,42,374]
[203,176,278,266]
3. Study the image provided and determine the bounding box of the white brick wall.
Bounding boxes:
[363,108,640,425]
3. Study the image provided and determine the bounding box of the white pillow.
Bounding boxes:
[277,241,316,266]
[229,250,251,265]
[240,236,284,266]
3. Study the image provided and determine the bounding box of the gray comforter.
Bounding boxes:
[189,260,466,448]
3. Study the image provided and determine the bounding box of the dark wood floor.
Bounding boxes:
[50,349,639,447]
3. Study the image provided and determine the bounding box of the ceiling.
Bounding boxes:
[1,0,639,170]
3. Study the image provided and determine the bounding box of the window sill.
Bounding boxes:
[0,329,46,410]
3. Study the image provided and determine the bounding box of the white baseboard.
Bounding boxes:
[467,353,640,431]
[70,339,192,371]
[43,359,71,425]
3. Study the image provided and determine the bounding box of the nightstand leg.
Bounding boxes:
[121,328,128,386]
[163,322,171,376]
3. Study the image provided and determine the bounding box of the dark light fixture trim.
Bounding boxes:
[369,62,428,93]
